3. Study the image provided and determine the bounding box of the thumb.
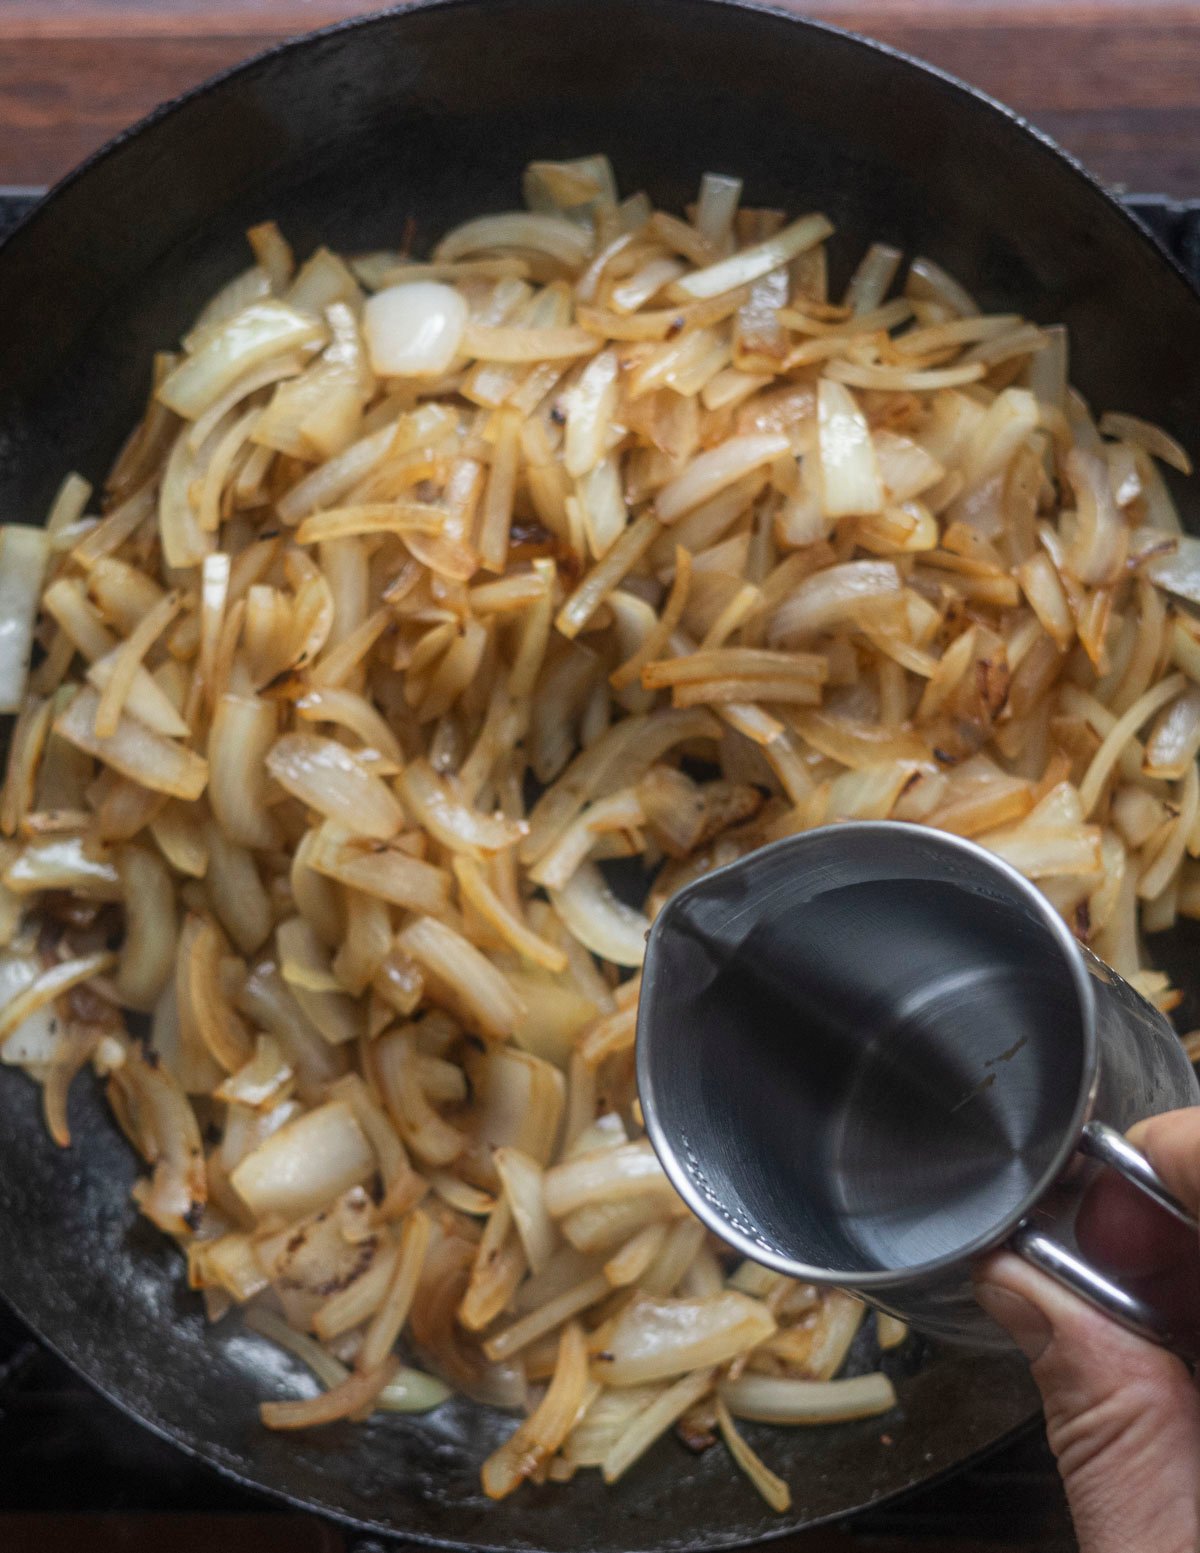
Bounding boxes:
[975,1250,1200,1553]
[1127,1108,1200,1214]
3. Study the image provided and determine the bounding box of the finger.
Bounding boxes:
[1127,1109,1200,1218]
[1075,1168,1182,1273]
[1074,1169,1200,1333]
[975,1250,1200,1553]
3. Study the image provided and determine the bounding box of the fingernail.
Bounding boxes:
[974,1283,1053,1362]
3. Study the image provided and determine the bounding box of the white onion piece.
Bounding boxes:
[564,1382,661,1466]
[564,348,619,478]
[1068,445,1126,586]
[673,213,832,300]
[549,862,649,967]
[397,915,523,1041]
[306,823,451,915]
[376,1367,454,1414]
[656,435,790,524]
[609,256,686,315]
[817,380,883,518]
[471,1045,565,1164]
[720,1370,896,1425]
[767,560,901,644]
[159,300,324,420]
[287,246,363,316]
[236,962,349,1102]
[0,526,50,713]
[607,591,659,714]
[960,388,1038,490]
[265,732,404,840]
[522,708,719,864]
[114,1043,207,1234]
[158,424,213,570]
[86,651,190,739]
[872,431,945,504]
[1144,686,1200,780]
[213,1034,293,1111]
[845,242,903,315]
[363,282,468,377]
[905,255,979,317]
[524,158,614,218]
[243,1303,350,1389]
[1139,530,1200,603]
[543,1139,675,1217]
[276,421,405,525]
[277,917,364,1045]
[0,949,116,1046]
[0,951,57,1065]
[220,1099,312,1178]
[208,693,280,850]
[3,836,121,900]
[481,1321,588,1500]
[399,759,523,857]
[55,687,209,801]
[594,1291,776,1386]
[494,1146,556,1274]
[600,1368,715,1483]
[435,211,593,267]
[513,1246,601,1316]
[1077,677,1188,817]
[530,788,645,892]
[186,265,273,348]
[1025,321,1068,414]
[229,1098,374,1218]
[694,172,742,248]
[1099,411,1193,475]
[277,915,344,994]
[714,1396,791,1512]
[115,843,177,1012]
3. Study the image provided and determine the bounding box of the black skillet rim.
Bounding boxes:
[4,0,1199,313]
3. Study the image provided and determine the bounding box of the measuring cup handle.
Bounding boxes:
[1078,1120,1198,1227]
[1008,1121,1199,1356]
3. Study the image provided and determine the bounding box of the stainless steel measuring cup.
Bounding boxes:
[637,822,1200,1351]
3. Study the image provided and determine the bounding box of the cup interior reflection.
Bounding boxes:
[637,825,1091,1283]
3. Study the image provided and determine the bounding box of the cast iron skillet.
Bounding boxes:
[2,0,1200,1546]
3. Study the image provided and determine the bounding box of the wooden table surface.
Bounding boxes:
[0,0,1199,196]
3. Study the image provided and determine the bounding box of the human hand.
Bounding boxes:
[974,1109,1200,1553]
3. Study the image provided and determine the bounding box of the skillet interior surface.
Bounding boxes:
[2,0,1199,1545]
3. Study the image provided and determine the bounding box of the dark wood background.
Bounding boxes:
[1,1,1200,196]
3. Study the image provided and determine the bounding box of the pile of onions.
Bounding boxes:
[1,152,1197,1509]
